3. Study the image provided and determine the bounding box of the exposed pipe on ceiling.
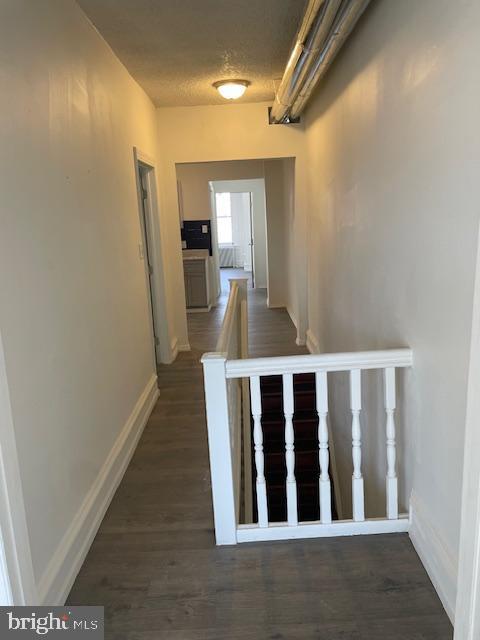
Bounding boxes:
[270,0,370,124]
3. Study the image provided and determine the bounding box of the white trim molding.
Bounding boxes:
[287,306,306,346]
[0,530,13,605]
[0,332,37,604]
[169,337,179,362]
[168,338,191,361]
[286,305,297,328]
[455,223,480,639]
[133,147,178,366]
[409,491,457,623]
[37,375,159,605]
[237,516,409,543]
[266,303,303,345]
[306,328,320,354]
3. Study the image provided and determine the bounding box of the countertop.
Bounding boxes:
[182,249,210,261]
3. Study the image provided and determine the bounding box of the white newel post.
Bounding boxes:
[384,367,398,519]
[283,373,298,525]
[350,369,365,522]
[316,371,332,524]
[201,353,237,545]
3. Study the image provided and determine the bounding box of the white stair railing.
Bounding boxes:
[202,288,413,545]
[202,278,250,543]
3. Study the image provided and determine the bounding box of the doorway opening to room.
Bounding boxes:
[137,164,160,364]
[211,181,265,295]
[214,191,254,291]
[134,149,169,367]
[138,163,160,362]
[175,158,295,316]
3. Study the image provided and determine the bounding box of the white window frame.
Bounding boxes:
[215,192,234,246]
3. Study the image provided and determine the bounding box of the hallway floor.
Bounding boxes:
[220,267,253,292]
[67,288,453,639]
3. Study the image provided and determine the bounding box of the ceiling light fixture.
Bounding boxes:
[213,79,250,100]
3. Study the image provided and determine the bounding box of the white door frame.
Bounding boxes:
[133,148,173,365]
[211,179,268,291]
[247,192,255,276]
[208,184,222,301]
[0,331,37,604]
[455,224,480,639]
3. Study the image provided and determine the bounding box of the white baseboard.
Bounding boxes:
[170,337,179,361]
[409,491,457,623]
[286,306,298,329]
[306,329,320,354]
[286,307,306,346]
[165,338,190,363]
[37,375,159,605]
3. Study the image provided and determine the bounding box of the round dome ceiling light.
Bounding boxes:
[213,79,250,100]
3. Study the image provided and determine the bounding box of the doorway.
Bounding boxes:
[214,191,255,291]
[174,159,293,316]
[133,151,167,367]
[210,178,268,297]
[138,165,160,361]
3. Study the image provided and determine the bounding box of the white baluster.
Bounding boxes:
[283,374,298,525]
[350,369,365,521]
[384,367,398,519]
[316,371,331,524]
[250,375,268,528]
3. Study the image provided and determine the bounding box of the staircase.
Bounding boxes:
[202,277,412,544]
[252,373,337,523]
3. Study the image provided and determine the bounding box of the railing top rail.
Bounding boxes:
[215,282,240,353]
[225,348,413,379]
[214,278,249,354]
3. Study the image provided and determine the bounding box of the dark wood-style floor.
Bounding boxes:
[67,270,453,639]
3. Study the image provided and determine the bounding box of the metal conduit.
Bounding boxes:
[270,0,370,124]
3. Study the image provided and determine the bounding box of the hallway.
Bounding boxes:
[67,289,452,639]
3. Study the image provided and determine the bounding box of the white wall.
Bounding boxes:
[264,158,296,309]
[0,0,161,602]
[176,160,265,221]
[157,102,308,345]
[303,0,480,619]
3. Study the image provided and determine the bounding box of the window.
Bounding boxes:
[216,192,233,244]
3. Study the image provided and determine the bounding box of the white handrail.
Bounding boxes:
[215,281,240,353]
[225,348,413,379]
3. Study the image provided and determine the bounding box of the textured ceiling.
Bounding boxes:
[77,0,307,106]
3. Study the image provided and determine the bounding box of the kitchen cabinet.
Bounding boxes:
[183,250,211,311]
